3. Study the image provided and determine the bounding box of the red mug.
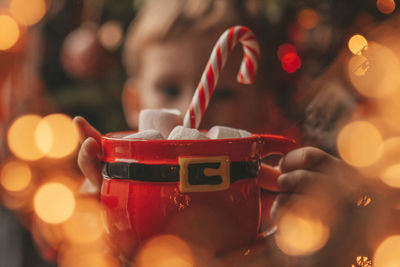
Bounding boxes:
[100,132,297,259]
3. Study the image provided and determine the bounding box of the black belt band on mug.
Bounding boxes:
[102,160,260,184]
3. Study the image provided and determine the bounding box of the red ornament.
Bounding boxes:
[60,23,114,80]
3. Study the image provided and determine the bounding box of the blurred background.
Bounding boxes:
[1,0,400,266]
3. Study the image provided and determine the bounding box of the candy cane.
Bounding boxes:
[183,25,260,129]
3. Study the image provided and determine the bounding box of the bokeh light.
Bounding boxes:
[62,198,104,244]
[297,8,319,30]
[135,235,194,267]
[277,43,297,60]
[352,256,372,267]
[377,0,396,14]
[59,247,120,267]
[348,34,368,55]
[376,93,400,132]
[274,212,330,256]
[9,0,47,26]
[337,121,383,167]
[277,43,301,73]
[35,114,79,159]
[281,53,302,73]
[98,20,123,51]
[358,135,400,178]
[1,192,31,210]
[0,160,32,192]
[348,55,369,76]
[34,182,75,224]
[356,193,372,208]
[374,235,400,266]
[381,164,400,188]
[7,114,46,161]
[348,42,400,98]
[0,15,20,51]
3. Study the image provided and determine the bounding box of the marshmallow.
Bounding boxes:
[207,126,252,139]
[168,126,209,140]
[124,129,164,140]
[139,109,182,138]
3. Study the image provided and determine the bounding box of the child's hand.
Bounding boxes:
[270,147,363,224]
[73,116,103,190]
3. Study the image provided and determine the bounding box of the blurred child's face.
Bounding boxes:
[127,35,281,132]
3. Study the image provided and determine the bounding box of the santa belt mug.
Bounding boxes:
[100,132,298,259]
[102,158,259,192]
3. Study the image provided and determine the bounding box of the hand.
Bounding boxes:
[73,116,103,191]
[270,147,363,226]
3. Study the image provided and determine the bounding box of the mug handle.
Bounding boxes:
[257,135,299,238]
[258,134,299,191]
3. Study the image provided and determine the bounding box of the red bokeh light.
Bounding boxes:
[277,43,301,73]
[277,43,297,60]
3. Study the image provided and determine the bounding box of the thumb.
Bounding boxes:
[73,116,102,144]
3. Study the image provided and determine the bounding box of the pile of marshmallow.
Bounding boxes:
[124,109,251,140]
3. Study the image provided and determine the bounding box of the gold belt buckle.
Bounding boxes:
[178,155,230,193]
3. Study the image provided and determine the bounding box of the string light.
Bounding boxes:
[0,160,32,192]
[35,114,79,159]
[376,0,396,14]
[10,0,47,26]
[374,235,400,266]
[381,164,400,188]
[34,182,75,224]
[337,121,382,167]
[98,20,123,51]
[352,256,372,267]
[0,15,20,51]
[135,235,194,267]
[297,8,319,30]
[347,42,400,98]
[277,43,301,73]
[7,115,45,161]
[274,211,330,256]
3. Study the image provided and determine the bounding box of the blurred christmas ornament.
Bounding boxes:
[60,23,115,80]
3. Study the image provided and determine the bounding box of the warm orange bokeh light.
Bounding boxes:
[35,113,79,159]
[348,34,368,55]
[374,235,400,266]
[358,135,400,178]
[348,42,400,98]
[0,160,32,192]
[337,121,382,167]
[274,212,330,256]
[34,183,75,224]
[98,20,123,51]
[348,54,369,76]
[352,256,372,267]
[297,8,319,30]
[135,235,194,267]
[9,0,47,26]
[376,93,400,132]
[0,15,20,51]
[7,115,46,161]
[381,164,400,188]
[62,198,104,244]
[377,0,396,14]
[59,247,120,267]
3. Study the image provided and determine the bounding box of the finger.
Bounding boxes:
[280,146,339,174]
[73,116,102,144]
[277,169,330,193]
[269,193,295,222]
[258,163,281,191]
[77,137,102,189]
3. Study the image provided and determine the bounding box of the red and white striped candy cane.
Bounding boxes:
[183,25,260,129]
